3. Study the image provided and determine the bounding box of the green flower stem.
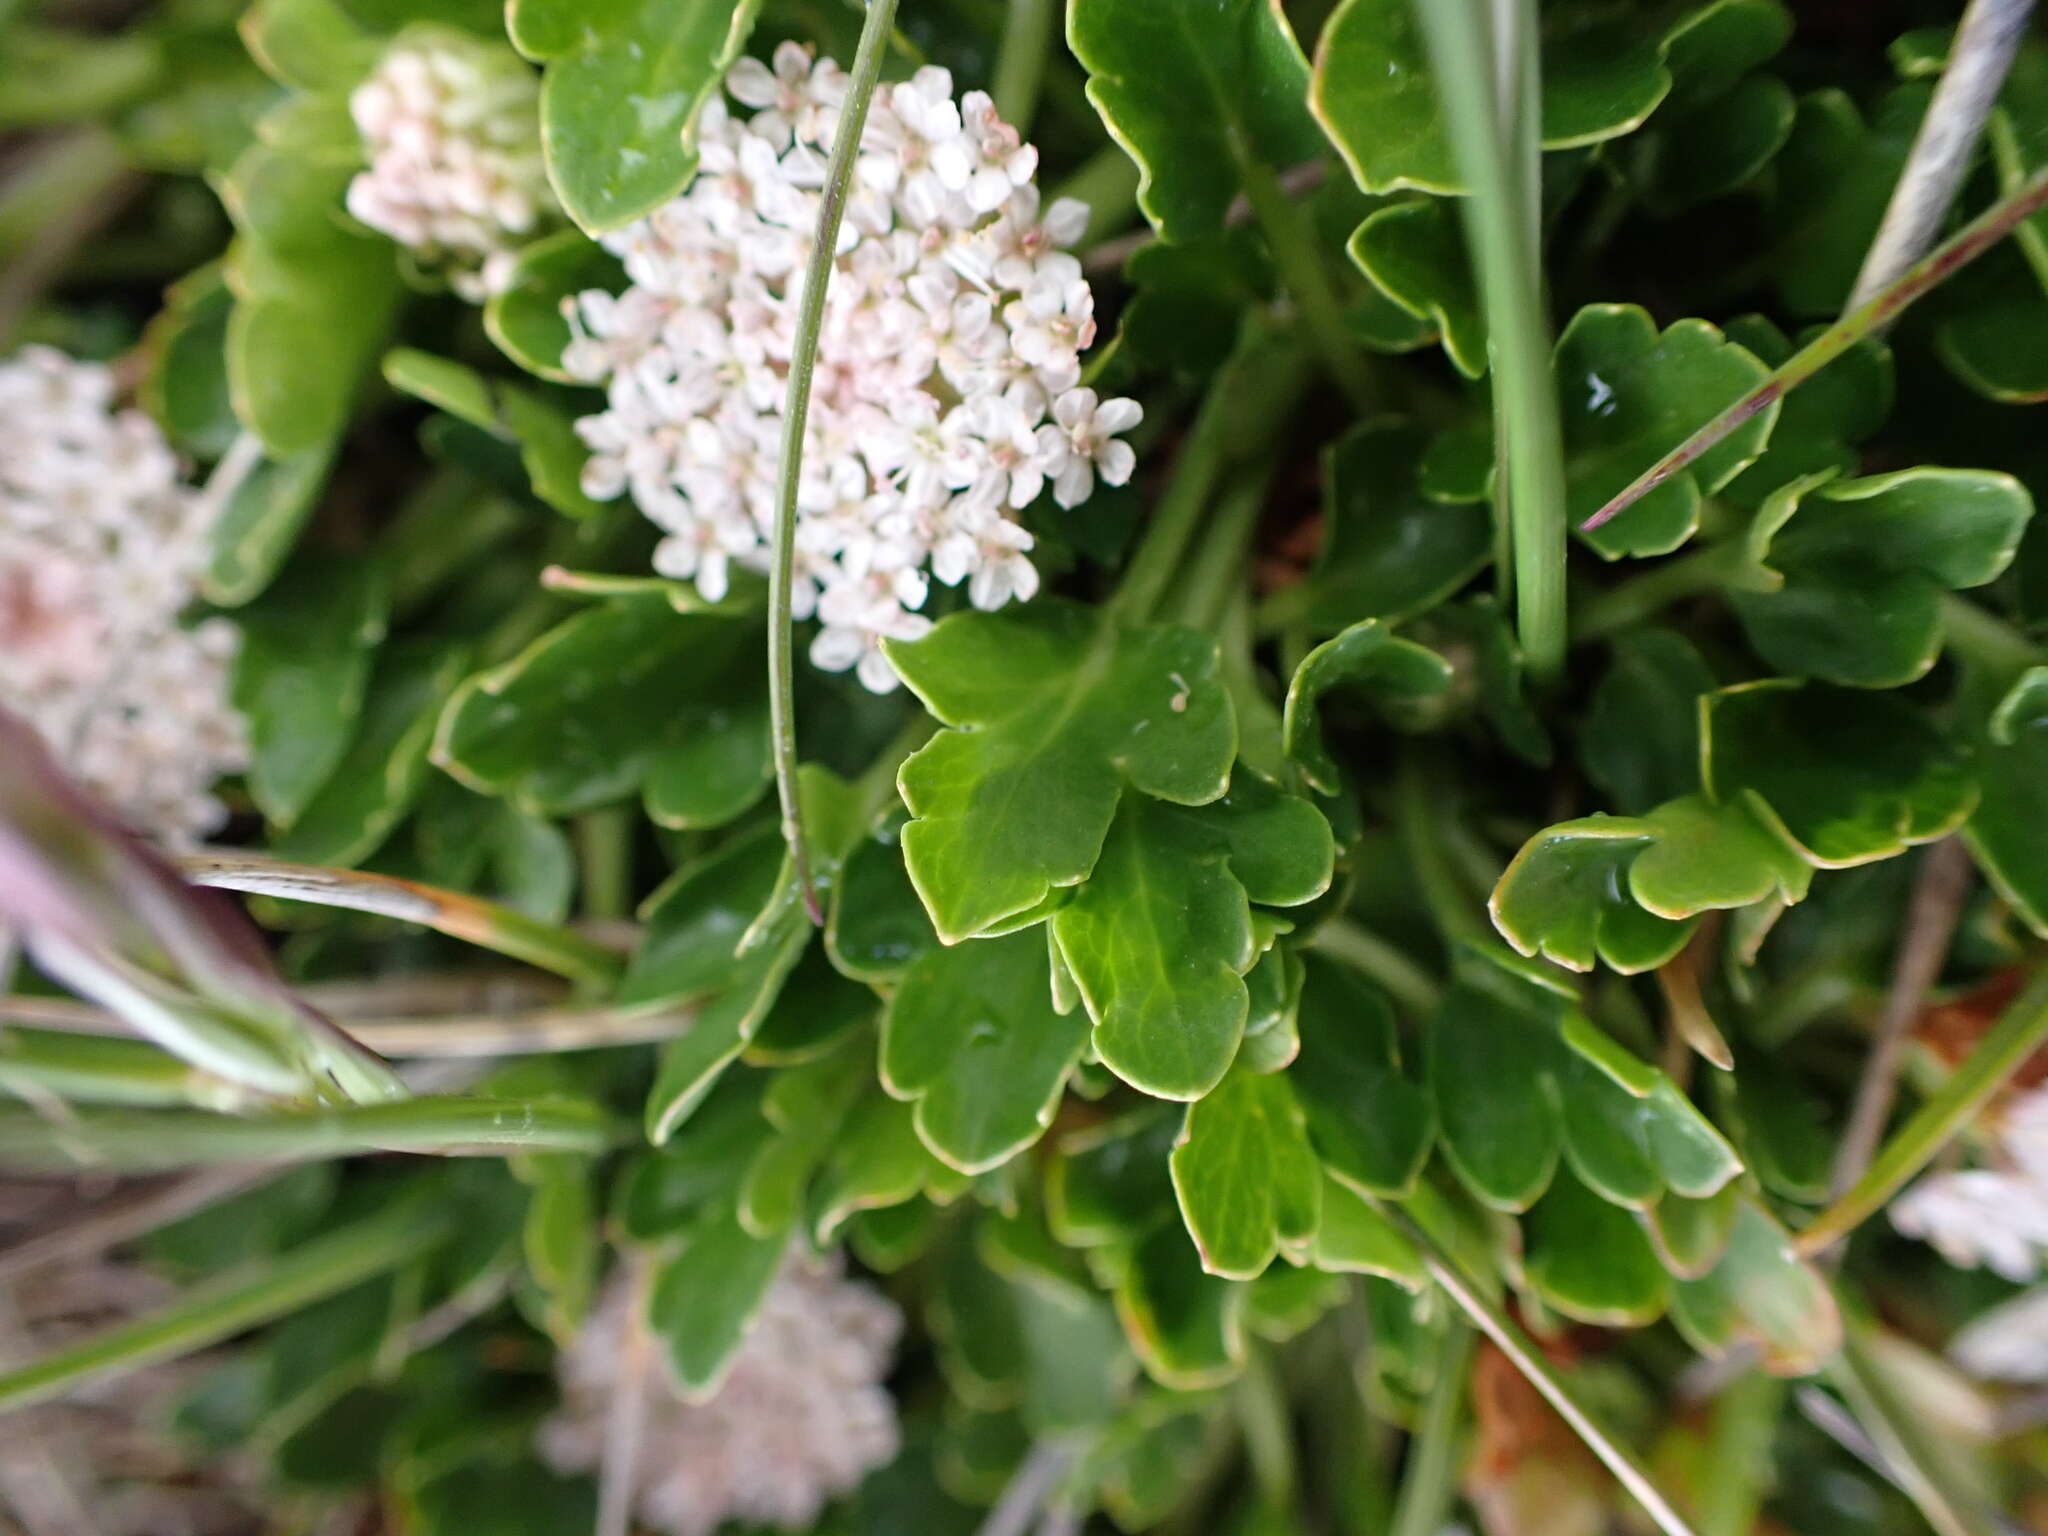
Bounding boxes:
[1414,0,1569,685]
[1388,1320,1474,1536]
[0,1095,618,1173]
[1236,155,1377,411]
[1057,142,1144,247]
[177,853,625,990]
[1233,1346,1298,1507]
[0,1198,448,1415]
[1309,919,1444,1016]
[991,0,1054,132]
[1798,966,2048,1257]
[1394,752,1495,954]
[0,1027,230,1108]
[1571,541,1758,642]
[1697,1372,1784,1536]
[1939,591,2048,678]
[1375,1201,1701,1536]
[768,0,900,928]
[1107,382,1244,627]
[1219,588,1287,779]
[574,807,633,922]
[1829,1321,1997,1536]
[1581,165,2048,539]
[1166,465,1274,633]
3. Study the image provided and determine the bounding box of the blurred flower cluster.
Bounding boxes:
[0,347,245,845]
[347,28,555,301]
[540,1251,902,1536]
[1893,1080,2048,1283]
[564,45,1141,691]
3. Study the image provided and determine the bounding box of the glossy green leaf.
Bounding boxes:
[1557,1052,1740,1210]
[1114,1219,1246,1390]
[1628,1,1796,212]
[827,820,938,984]
[1582,628,1714,814]
[1046,1108,1179,1252]
[1312,0,1677,195]
[507,0,760,235]
[1937,291,2048,403]
[1557,303,1776,559]
[1287,422,1493,632]
[1244,1260,1347,1340]
[220,133,403,458]
[1491,794,1808,974]
[204,441,339,606]
[882,929,1088,1174]
[383,348,603,519]
[142,263,240,459]
[813,1092,946,1244]
[1669,1198,1840,1375]
[617,1073,769,1240]
[232,553,387,827]
[646,1202,786,1396]
[240,0,381,92]
[1523,1168,1671,1326]
[1290,956,1433,1196]
[435,596,770,827]
[1068,0,1321,241]
[1122,228,1271,373]
[484,228,626,382]
[1718,317,1892,509]
[1966,668,2048,938]
[273,640,472,867]
[1765,84,1926,317]
[1640,1183,1743,1279]
[1312,1176,1425,1288]
[1238,943,1304,1073]
[739,1039,866,1235]
[1429,982,1562,1212]
[1169,1065,1320,1280]
[1702,680,1976,867]
[742,942,873,1064]
[890,602,1234,944]
[643,918,808,1143]
[1347,198,1483,376]
[1732,467,2033,687]
[1282,619,1454,795]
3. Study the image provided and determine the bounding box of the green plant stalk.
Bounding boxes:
[1571,541,1758,641]
[1375,1201,1701,1536]
[1829,1323,1994,1536]
[767,0,900,927]
[0,1198,447,1415]
[1388,1321,1475,1536]
[1233,1346,1298,1507]
[1414,0,1569,684]
[1236,156,1377,411]
[1394,752,1496,954]
[0,1026,232,1108]
[1167,466,1274,633]
[1697,1372,1784,1536]
[0,1095,618,1173]
[991,0,1054,132]
[1309,919,1444,1016]
[1107,382,1245,627]
[177,854,624,990]
[574,807,634,922]
[1581,165,2048,537]
[1799,966,2048,1256]
[1940,591,2048,678]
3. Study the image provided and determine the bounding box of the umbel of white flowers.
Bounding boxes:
[0,347,246,846]
[540,1252,903,1536]
[346,27,555,301]
[564,45,1143,692]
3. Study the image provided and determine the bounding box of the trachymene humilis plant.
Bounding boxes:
[6,1,2048,1533]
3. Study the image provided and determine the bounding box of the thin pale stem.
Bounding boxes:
[574,807,633,922]
[1166,467,1273,633]
[0,1199,447,1415]
[0,1095,617,1173]
[991,0,1054,133]
[1847,0,2037,308]
[1696,1372,1783,1536]
[1309,919,1444,1016]
[1799,966,2048,1256]
[177,853,625,989]
[1375,1202,1701,1536]
[1107,363,1245,626]
[1828,1324,1998,1536]
[1581,167,2048,536]
[768,0,900,927]
[1940,591,2048,678]
[1388,1321,1474,1536]
[1828,838,1974,1204]
[1414,0,1569,684]
[1233,1346,1298,1506]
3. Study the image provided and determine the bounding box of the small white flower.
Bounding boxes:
[1040,388,1142,508]
[347,29,554,302]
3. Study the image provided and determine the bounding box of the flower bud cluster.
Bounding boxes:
[1893,1080,2048,1281]
[564,45,1141,691]
[541,1252,902,1536]
[347,28,554,301]
[0,347,245,845]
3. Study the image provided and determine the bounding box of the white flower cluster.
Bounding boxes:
[1892,1080,2048,1281]
[0,347,245,845]
[540,1252,902,1536]
[564,44,1141,692]
[347,29,554,302]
